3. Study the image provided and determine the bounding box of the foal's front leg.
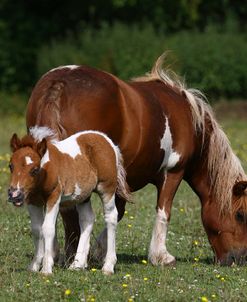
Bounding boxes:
[41,194,61,275]
[27,204,44,272]
[102,194,118,275]
[69,201,95,270]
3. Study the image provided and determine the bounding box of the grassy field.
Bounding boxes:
[0,108,247,302]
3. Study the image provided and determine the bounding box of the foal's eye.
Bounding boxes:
[235,211,247,224]
[30,167,40,177]
[9,163,13,173]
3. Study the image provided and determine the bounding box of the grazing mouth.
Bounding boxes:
[8,198,24,207]
[217,249,247,266]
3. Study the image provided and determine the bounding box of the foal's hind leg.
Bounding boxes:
[91,195,126,262]
[101,194,118,275]
[149,171,183,266]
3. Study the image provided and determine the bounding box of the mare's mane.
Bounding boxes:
[134,53,247,213]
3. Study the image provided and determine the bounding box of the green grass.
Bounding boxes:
[0,110,247,302]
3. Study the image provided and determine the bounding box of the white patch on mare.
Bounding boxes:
[25,156,33,165]
[160,117,180,170]
[29,126,57,143]
[41,150,50,167]
[50,65,80,72]
[53,133,82,159]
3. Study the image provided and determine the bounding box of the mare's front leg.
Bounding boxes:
[69,201,95,270]
[149,171,184,265]
[27,204,44,272]
[102,194,118,275]
[41,192,61,275]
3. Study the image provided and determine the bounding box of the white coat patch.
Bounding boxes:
[41,150,50,167]
[25,156,33,165]
[50,65,79,72]
[53,134,82,159]
[160,117,180,170]
[30,126,57,143]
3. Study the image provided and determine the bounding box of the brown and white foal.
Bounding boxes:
[8,128,130,275]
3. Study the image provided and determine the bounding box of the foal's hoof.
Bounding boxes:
[102,269,114,276]
[69,261,87,271]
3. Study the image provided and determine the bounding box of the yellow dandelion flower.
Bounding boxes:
[122,283,128,288]
[141,259,147,264]
[64,289,71,295]
[143,277,148,281]
[125,210,128,214]
[26,283,30,287]
[220,277,225,281]
[130,216,134,220]
[128,299,134,302]
[45,279,50,283]
[90,298,95,302]
[180,208,184,212]
[193,240,199,246]
[124,274,131,278]
[91,268,97,272]
[194,257,199,262]
[212,294,216,299]
[215,274,220,278]
[201,297,208,302]
[128,224,132,228]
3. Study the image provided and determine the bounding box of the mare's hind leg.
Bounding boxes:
[60,207,80,263]
[91,195,126,262]
[149,171,183,265]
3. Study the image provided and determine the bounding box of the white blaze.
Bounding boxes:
[25,156,33,165]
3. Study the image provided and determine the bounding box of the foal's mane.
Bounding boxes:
[134,53,246,213]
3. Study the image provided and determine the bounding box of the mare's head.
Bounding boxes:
[202,180,247,266]
[8,134,47,206]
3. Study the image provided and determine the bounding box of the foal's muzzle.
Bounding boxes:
[8,187,25,207]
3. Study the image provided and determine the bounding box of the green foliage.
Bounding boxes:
[166,30,247,99]
[38,23,163,80]
[37,23,247,99]
[1,0,247,94]
[0,92,27,116]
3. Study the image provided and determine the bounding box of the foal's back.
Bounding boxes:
[47,131,119,198]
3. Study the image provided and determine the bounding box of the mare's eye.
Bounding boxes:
[235,211,247,224]
[30,167,40,177]
[9,163,13,173]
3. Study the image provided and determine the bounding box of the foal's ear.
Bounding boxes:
[233,181,247,196]
[36,138,47,158]
[10,133,21,152]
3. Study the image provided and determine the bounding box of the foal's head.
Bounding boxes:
[8,134,47,206]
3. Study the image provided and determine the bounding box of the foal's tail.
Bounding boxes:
[115,148,132,203]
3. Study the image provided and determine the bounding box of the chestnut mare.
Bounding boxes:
[26,55,247,266]
[8,130,130,274]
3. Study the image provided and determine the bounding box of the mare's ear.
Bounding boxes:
[10,133,21,152]
[233,181,247,197]
[36,138,47,158]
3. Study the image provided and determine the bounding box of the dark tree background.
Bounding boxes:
[0,0,246,94]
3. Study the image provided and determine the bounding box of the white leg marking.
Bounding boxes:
[102,194,118,275]
[27,205,44,272]
[41,198,60,274]
[149,208,175,265]
[69,201,95,270]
